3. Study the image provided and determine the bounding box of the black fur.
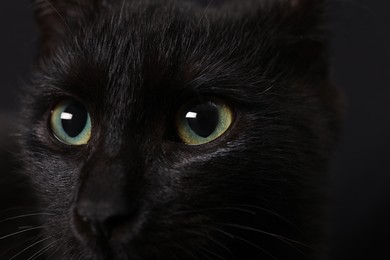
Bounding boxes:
[1,0,341,259]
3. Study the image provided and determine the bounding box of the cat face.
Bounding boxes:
[21,0,340,259]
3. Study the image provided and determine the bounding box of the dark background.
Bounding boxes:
[0,1,389,259]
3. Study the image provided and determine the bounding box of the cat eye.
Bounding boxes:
[50,100,91,145]
[176,99,233,145]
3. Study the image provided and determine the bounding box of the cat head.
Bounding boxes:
[21,0,340,259]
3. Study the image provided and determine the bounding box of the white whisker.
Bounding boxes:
[0,226,45,241]
[27,239,58,260]
[207,225,278,260]
[0,234,39,258]
[219,222,314,252]
[0,213,55,224]
[197,244,226,260]
[8,236,52,260]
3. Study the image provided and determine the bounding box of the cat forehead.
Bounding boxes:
[37,0,324,81]
[40,9,259,99]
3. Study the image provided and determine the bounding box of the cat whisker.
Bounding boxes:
[196,244,226,260]
[0,234,40,259]
[27,239,58,260]
[0,226,46,241]
[233,234,279,260]
[183,228,231,256]
[204,225,279,260]
[43,239,63,260]
[227,204,305,234]
[174,204,304,236]
[173,206,256,216]
[194,245,214,260]
[217,222,315,254]
[0,213,56,224]
[8,236,52,260]
[173,244,200,260]
[0,206,42,215]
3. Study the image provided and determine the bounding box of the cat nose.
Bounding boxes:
[74,201,139,242]
[72,159,144,243]
[74,200,136,240]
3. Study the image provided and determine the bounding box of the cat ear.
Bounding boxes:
[278,0,330,73]
[32,0,101,55]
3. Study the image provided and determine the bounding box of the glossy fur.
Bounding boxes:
[1,0,340,259]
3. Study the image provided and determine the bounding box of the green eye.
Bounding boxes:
[50,100,91,145]
[176,99,233,145]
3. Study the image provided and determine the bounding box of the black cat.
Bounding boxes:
[0,0,341,259]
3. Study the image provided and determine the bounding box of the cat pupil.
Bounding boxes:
[61,102,88,138]
[186,102,219,137]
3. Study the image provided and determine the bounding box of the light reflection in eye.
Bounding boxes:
[60,112,73,120]
[185,112,197,119]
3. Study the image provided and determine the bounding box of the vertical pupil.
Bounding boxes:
[61,102,88,138]
[186,102,219,137]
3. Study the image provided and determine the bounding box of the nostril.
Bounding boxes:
[78,214,108,239]
[73,202,138,242]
